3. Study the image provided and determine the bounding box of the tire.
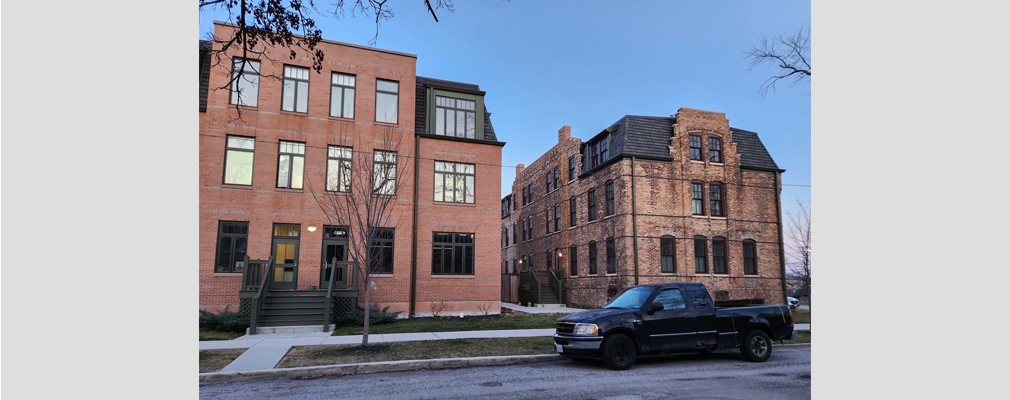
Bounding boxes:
[740,329,772,362]
[601,334,637,370]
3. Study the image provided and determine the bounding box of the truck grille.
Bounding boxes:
[556,322,575,335]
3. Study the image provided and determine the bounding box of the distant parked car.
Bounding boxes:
[787,297,800,309]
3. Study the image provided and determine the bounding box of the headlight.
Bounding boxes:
[573,323,599,336]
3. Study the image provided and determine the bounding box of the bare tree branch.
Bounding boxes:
[784,200,811,299]
[305,125,412,346]
[745,25,811,97]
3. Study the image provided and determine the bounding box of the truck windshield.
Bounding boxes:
[603,287,653,309]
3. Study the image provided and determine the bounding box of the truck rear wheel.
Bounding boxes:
[601,334,637,370]
[740,329,772,362]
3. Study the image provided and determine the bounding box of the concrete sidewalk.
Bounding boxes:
[501,303,587,314]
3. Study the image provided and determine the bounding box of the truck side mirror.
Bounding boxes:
[649,302,664,313]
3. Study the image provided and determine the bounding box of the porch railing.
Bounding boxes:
[548,268,565,304]
[247,256,275,334]
[518,269,540,306]
[324,259,359,331]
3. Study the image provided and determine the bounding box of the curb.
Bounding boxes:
[199,354,564,385]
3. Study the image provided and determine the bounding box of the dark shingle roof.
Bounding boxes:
[199,41,211,112]
[730,128,781,171]
[583,114,780,171]
[414,76,498,142]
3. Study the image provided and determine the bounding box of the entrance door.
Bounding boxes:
[271,224,300,290]
[320,226,349,289]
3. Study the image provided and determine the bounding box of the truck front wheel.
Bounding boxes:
[601,334,637,370]
[740,329,772,362]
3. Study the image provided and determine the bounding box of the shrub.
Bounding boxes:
[335,306,402,326]
[199,307,249,332]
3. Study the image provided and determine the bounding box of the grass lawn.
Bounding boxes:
[331,312,563,336]
[200,349,246,373]
[791,309,810,324]
[782,331,811,344]
[277,336,555,368]
[200,330,245,341]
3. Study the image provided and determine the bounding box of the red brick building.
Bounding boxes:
[501,108,786,308]
[199,22,504,323]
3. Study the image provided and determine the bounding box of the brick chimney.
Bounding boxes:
[516,163,525,177]
[558,125,571,143]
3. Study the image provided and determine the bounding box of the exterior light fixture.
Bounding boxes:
[307,224,318,232]
[558,252,563,257]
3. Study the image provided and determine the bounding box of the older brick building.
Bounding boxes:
[501,108,786,308]
[200,22,504,324]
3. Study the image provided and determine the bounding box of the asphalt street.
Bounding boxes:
[200,348,811,399]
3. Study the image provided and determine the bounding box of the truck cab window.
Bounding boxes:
[653,289,686,310]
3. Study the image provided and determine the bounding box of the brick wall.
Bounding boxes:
[502,108,784,309]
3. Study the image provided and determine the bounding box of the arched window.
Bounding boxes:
[712,236,727,274]
[743,240,758,275]
[606,237,616,274]
[694,235,708,273]
[660,236,676,273]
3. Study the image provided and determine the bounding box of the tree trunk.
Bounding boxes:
[362,274,370,347]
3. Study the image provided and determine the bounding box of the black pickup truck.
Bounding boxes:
[553,283,795,370]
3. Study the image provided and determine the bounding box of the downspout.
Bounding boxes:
[774,171,787,305]
[631,157,640,286]
[409,135,420,318]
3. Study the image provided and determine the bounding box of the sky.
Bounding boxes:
[199,1,811,217]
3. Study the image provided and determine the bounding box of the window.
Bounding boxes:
[522,186,527,206]
[691,182,704,215]
[694,236,708,273]
[553,167,559,191]
[708,137,722,163]
[654,289,687,311]
[546,172,552,194]
[546,206,552,234]
[554,203,561,233]
[743,240,757,275]
[330,73,356,118]
[215,221,248,273]
[527,216,532,240]
[513,194,517,211]
[568,156,576,181]
[587,189,597,221]
[589,241,598,275]
[434,96,476,138]
[282,65,309,113]
[585,135,611,170]
[605,180,615,216]
[375,79,399,124]
[512,222,517,244]
[606,237,616,274]
[569,245,578,276]
[434,161,475,204]
[370,228,395,274]
[713,237,727,274]
[689,134,703,161]
[710,183,724,217]
[546,251,552,270]
[276,141,305,189]
[432,232,474,275]
[661,236,676,273]
[521,218,526,242]
[569,197,577,227]
[224,136,255,185]
[528,184,533,203]
[503,227,508,247]
[230,58,260,107]
[326,146,352,192]
[372,150,397,195]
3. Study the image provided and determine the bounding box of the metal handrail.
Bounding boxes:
[530,269,541,305]
[548,268,564,304]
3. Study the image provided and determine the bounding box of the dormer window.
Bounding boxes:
[434,96,476,139]
[584,134,611,171]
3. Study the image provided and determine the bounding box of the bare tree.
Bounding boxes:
[784,200,811,301]
[305,124,411,346]
[745,25,811,97]
[199,0,455,117]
